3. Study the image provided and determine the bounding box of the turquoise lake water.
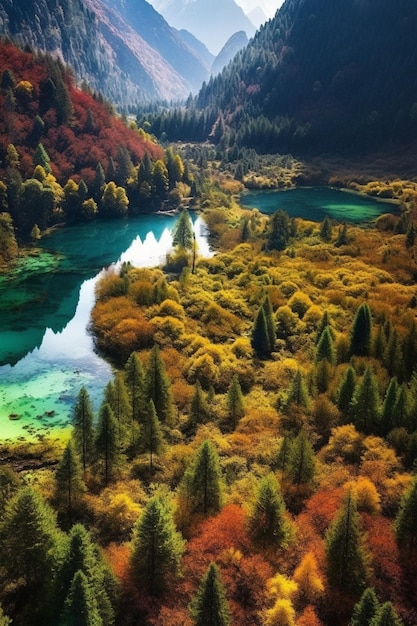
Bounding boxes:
[240,186,398,222]
[0,214,209,442]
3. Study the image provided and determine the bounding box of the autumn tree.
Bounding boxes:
[190,563,230,626]
[247,473,294,550]
[101,181,129,217]
[130,495,185,595]
[0,212,18,262]
[73,386,95,475]
[146,344,175,425]
[325,490,370,595]
[177,440,224,519]
[394,476,417,557]
[293,552,324,605]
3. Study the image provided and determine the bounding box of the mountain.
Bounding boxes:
[175,29,214,72]
[148,0,256,54]
[211,31,248,77]
[0,0,209,107]
[171,0,417,156]
[247,6,268,27]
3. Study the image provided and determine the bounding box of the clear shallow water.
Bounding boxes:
[0,214,209,442]
[240,186,398,222]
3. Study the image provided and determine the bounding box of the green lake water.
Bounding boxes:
[240,186,398,222]
[0,214,210,442]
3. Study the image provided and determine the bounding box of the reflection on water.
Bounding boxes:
[0,215,210,441]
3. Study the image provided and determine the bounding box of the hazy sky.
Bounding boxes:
[235,0,285,19]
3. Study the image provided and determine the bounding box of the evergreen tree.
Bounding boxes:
[285,369,310,411]
[369,602,404,626]
[316,326,336,365]
[251,305,272,357]
[337,365,356,417]
[392,385,410,430]
[55,439,85,516]
[190,563,230,626]
[124,352,146,445]
[0,487,62,606]
[178,440,224,517]
[320,216,333,242]
[106,373,130,447]
[381,378,399,435]
[350,587,380,626]
[335,223,349,247]
[146,344,175,425]
[350,366,380,434]
[394,476,417,557]
[267,209,291,251]
[186,380,211,433]
[130,495,184,595]
[226,374,245,428]
[275,434,293,472]
[73,386,94,475]
[325,491,370,595]
[33,142,51,173]
[61,570,103,626]
[286,430,316,486]
[95,403,120,485]
[262,293,276,350]
[247,473,294,550]
[349,302,372,357]
[172,208,194,249]
[142,400,165,471]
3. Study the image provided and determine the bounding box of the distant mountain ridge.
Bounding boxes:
[211,31,249,77]
[0,0,210,106]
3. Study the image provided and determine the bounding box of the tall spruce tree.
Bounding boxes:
[350,366,380,434]
[349,302,372,357]
[350,587,380,626]
[124,352,146,445]
[325,491,370,595]
[106,373,130,448]
[178,440,223,517]
[61,570,103,626]
[73,386,94,475]
[337,365,356,418]
[146,344,175,425]
[286,430,316,486]
[251,306,272,357]
[247,473,294,550]
[226,374,245,428]
[394,476,417,557]
[316,326,336,365]
[172,208,194,249]
[285,369,310,411]
[381,378,399,435]
[95,403,120,485]
[142,400,164,471]
[190,563,230,626]
[130,495,184,595]
[369,602,404,626]
[55,439,85,516]
[187,380,211,433]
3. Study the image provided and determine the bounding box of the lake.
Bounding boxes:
[0,214,210,442]
[240,186,398,222]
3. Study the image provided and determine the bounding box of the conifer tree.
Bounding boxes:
[325,491,370,595]
[335,223,349,247]
[394,476,417,557]
[349,302,372,357]
[124,351,146,445]
[369,602,404,626]
[130,495,184,595]
[247,473,294,550]
[95,403,120,485]
[337,365,356,417]
[262,293,277,351]
[350,587,380,626]
[61,570,103,626]
[267,210,291,251]
[142,400,164,471]
[381,378,399,435]
[186,379,211,433]
[275,434,293,472]
[226,374,245,428]
[178,440,223,517]
[190,563,230,626]
[146,344,175,425]
[33,142,51,172]
[55,439,85,516]
[320,216,332,242]
[286,430,316,486]
[172,208,194,249]
[392,385,410,430]
[350,366,380,434]
[73,386,94,475]
[106,372,130,447]
[251,305,272,357]
[316,326,336,365]
[285,369,310,411]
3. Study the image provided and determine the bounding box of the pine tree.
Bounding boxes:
[267,210,291,251]
[262,293,277,351]
[178,440,223,517]
[186,380,211,434]
[190,563,230,626]
[130,495,184,595]
[124,352,146,445]
[247,473,294,550]
[325,491,370,595]
[320,216,333,242]
[394,476,417,557]
[350,587,380,626]
[381,378,399,435]
[350,366,380,434]
[286,430,316,486]
[349,302,372,357]
[275,434,293,472]
[335,223,349,247]
[226,374,245,428]
[142,400,164,471]
[172,208,194,249]
[95,403,120,485]
[61,570,103,626]
[316,326,336,365]
[33,142,51,173]
[55,439,85,516]
[337,365,356,417]
[106,373,130,447]
[146,344,175,425]
[369,602,404,626]
[285,369,310,411]
[251,305,272,357]
[73,386,94,475]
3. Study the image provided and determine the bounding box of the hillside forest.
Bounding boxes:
[0,35,417,626]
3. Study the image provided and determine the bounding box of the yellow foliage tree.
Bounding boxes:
[293,552,324,605]
[262,598,296,626]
